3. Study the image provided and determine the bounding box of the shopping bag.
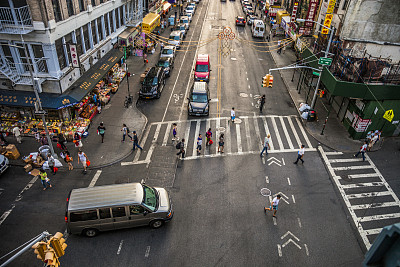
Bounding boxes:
[209,140,213,145]
[53,167,58,173]
[86,160,91,167]
[56,143,62,149]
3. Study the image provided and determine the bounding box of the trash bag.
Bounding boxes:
[39,145,51,159]
[301,112,309,120]
[299,103,311,112]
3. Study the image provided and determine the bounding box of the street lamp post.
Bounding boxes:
[296,19,335,109]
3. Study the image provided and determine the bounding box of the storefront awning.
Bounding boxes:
[163,2,171,11]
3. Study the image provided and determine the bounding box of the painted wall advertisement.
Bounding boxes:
[351,112,372,132]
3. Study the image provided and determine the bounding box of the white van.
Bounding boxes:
[251,20,265,38]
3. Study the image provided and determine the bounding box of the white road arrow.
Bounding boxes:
[281,231,300,241]
[281,231,302,249]
[267,157,282,166]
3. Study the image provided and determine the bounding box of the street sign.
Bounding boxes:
[313,71,320,76]
[383,109,394,122]
[318,57,333,66]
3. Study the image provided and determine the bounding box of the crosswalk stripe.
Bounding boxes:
[271,116,283,150]
[346,191,392,199]
[193,120,201,156]
[280,116,294,149]
[333,165,374,171]
[286,116,301,148]
[364,228,382,235]
[341,182,383,189]
[329,158,364,163]
[244,117,251,151]
[236,124,242,153]
[184,121,191,151]
[225,119,231,153]
[134,123,151,162]
[295,117,313,148]
[348,173,380,179]
[162,122,172,146]
[261,117,274,150]
[352,201,399,210]
[359,213,400,222]
[215,118,220,154]
[146,123,161,162]
[253,115,262,150]
[324,151,343,155]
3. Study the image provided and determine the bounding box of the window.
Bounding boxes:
[78,0,85,12]
[119,6,124,27]
[64,32,73,64]
[99,208,111,219]
[342,0,350,10]
[97,17,103,41]
[32,44,48,72]
[83,24,90,51]
[130,205,145,215]
[70,210,98,222]
[66,0,74,17]
[142,185,157,211]
[55,38,66,70]
[91,0,96,6]
[74,28,83,55]
[111,11,116,33]
[52,0,62,22]
[104,14,109,37]
[112,207,126,217]
[91,20,98,45]
[1,43,14,63]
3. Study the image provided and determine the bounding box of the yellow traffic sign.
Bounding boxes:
[383,109,394,122]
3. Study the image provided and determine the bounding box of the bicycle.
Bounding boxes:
[124,95,133,108]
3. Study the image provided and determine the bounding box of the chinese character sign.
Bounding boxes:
[322,0,336,34]
[291,2,299,23]
[305,0,319,27]
[69,44,79,68]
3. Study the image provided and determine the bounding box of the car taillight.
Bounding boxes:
[236,20,238,22]
[244,21,246,23]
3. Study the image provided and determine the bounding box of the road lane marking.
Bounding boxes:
[286,116,301,148]
[270,116,283,150]
[287,177,291,185]
[117,240,124,255]
[261,117,274,150]
[277,244,282,257]
[348,173,379,179]
[292,195,296,203]
[352,202,398,210]
[215,118,220,154]
[280,116,294,149]
[225,120,231,153]
[253,115,262,150]
[333,165,374,171]
[244,117,251,151]
[324,151,343,155]
[162,122,172,146]
[304,244,309,256]
[265,176,269,183]
[295,117,313,148]
[236,124,242,153]
[262,157,265,164]
[205,119,211,156]
[340,182,383,189]
[297,217,302,228]
[0,205,15,226]
[145,246,151,258]
[133,123,151,162]
[329,158,363,163]
[146,123,161,162]
[273,216,277,225]
[193,120,201,156]
[89,170,102,187]
[346,191,391,199]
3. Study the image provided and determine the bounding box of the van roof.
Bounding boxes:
[254,20,264,25]
[196,54,209,62]
[193,82,207,93]
[68,183,143,211]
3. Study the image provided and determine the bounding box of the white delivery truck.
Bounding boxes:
[251,19,265,38]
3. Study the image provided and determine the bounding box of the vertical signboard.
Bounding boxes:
[291,2,299,22]
[69,44,79,68]
[299,0,320,35]
[321,0,336,34]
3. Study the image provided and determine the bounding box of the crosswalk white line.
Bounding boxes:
[329,158,364,163]
[261,117,274,150]
[215,118,220,154]
[359,213,400,222]
[271,116,283,150]
[146,123,161,162]
[236,124,242,153]
[162,122,172,146]
[346,191,392,199]
[295,117,313,148]
[352,201,399,210]
[333,165,374,171]
[244,117,251,151]
[134,123,151,162]
[324,151,344,155]
[253,115,262,150]
[286,116,301,149]
[364,228,382,235]
[193,120,201,156]
[348,173,380,179]
[184,121,191,150]
[280,116,294,149]
[225,119,231,154]
[341,182,383,189]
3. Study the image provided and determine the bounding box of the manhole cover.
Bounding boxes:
[239,93,248,97]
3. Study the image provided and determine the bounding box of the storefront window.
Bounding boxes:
[83,24,91,51]
[91,20,98,45]
[55,38,67,70]
[52,0,62,22]
[75,28,83,56]
[97,17,103,41]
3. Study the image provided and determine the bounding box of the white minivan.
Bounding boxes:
[251,20,265,38]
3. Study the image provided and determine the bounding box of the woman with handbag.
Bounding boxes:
[61,150,73,171]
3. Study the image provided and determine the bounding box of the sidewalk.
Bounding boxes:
[267,29,363,152]
[6,50,150,169]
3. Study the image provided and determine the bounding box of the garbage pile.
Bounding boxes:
[299,103,316,122]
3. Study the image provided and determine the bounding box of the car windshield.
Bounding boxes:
[162,49,173,55]
[142,185,157,211]
[152,77,158,86]
[158,61,170,67]
[192,93,208,103]
[174,36,180,40]
[187,6,193,10]
[196,64,209,72]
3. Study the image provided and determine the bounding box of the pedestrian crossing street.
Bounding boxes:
[319,147,400,250]
[122,115,316,165]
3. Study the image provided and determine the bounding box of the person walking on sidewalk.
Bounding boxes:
[121,124,133,142]
[172,123,178,141]
[367,133,379,152]
[74,132,82,148]
[12,125,22,144]
[196,134,202,155]
[293,145,305,164]
[218,133,225,153]
[48,155,56,175]
[61,150,73,171]
[277,40,282,54]
[206,128,213,146]
[354,141,368,161]
[260,134,271,156]
[132,131,143,151]
[143,53,148,65]
[78,150,89,174]
[97,122,106,143]
[264,195,281,217]
[259,95,265,113]
[39,170,52,191]
[176,138,185,159]
[231,107,236,123]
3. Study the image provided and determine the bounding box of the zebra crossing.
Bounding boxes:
[319,147,400,250]
[122,115,316,165]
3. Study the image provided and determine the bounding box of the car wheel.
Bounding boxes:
[150,220,164,229]
[83,228,98,237]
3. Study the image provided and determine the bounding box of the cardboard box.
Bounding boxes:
[23,158,33,164]
[24,164,32,172]
[29,169,40,176]
[6,144,18,153]
[5,151,20,160]
[32,161,44,168]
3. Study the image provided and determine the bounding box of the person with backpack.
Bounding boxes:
[176,138,185,159]
[121,124,133,142]
[97,122,106,143]
[205,128,213,146]
[132,131,143,151]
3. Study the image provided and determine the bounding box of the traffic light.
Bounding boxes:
[44,248,60,267]
[262,75,268,87]
[262,74,274,87]
[32,241,48,261]
[50,232,67,257]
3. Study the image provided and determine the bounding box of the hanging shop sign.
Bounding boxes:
[322,0,336,34]
[69,44,80,68]
[299,0,320,35]
[269,7,284,17]
[291,2,299,22]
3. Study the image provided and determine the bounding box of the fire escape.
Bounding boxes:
[125,0,144,27]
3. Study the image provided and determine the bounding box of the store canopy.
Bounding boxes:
[0,49,123,110]
[163,2,171,11]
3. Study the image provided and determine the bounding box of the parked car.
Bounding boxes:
[0,155,9,174]
[168,31,184,49]
[180,16,190,29]
[247,15,256,25]
[236,16,246,26]
[188,82,210,116]
[245,7,255,16]
[188,3,196,12]
[160,45,176,59]
[140,67,166,99]
[243,3,251,12]
[186,4,195,14]
[157,57,174,77]
[173,24,188,38]
[185,12,193,22]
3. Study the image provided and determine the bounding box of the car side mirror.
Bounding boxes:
[143,210,148,216]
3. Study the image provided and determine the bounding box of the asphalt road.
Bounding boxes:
[0,0,397,265]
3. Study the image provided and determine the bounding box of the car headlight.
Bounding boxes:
[151,86,157,93]
[205,105,209,111]
[205,75,209,79]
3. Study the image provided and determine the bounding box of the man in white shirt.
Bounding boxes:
[12,125,22,143]
[354,141,368,161]
[230,107,235,123]
[367,134,379,151]
[293,144,305,164]
[264,195,281,217]
[260,134,271,156]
